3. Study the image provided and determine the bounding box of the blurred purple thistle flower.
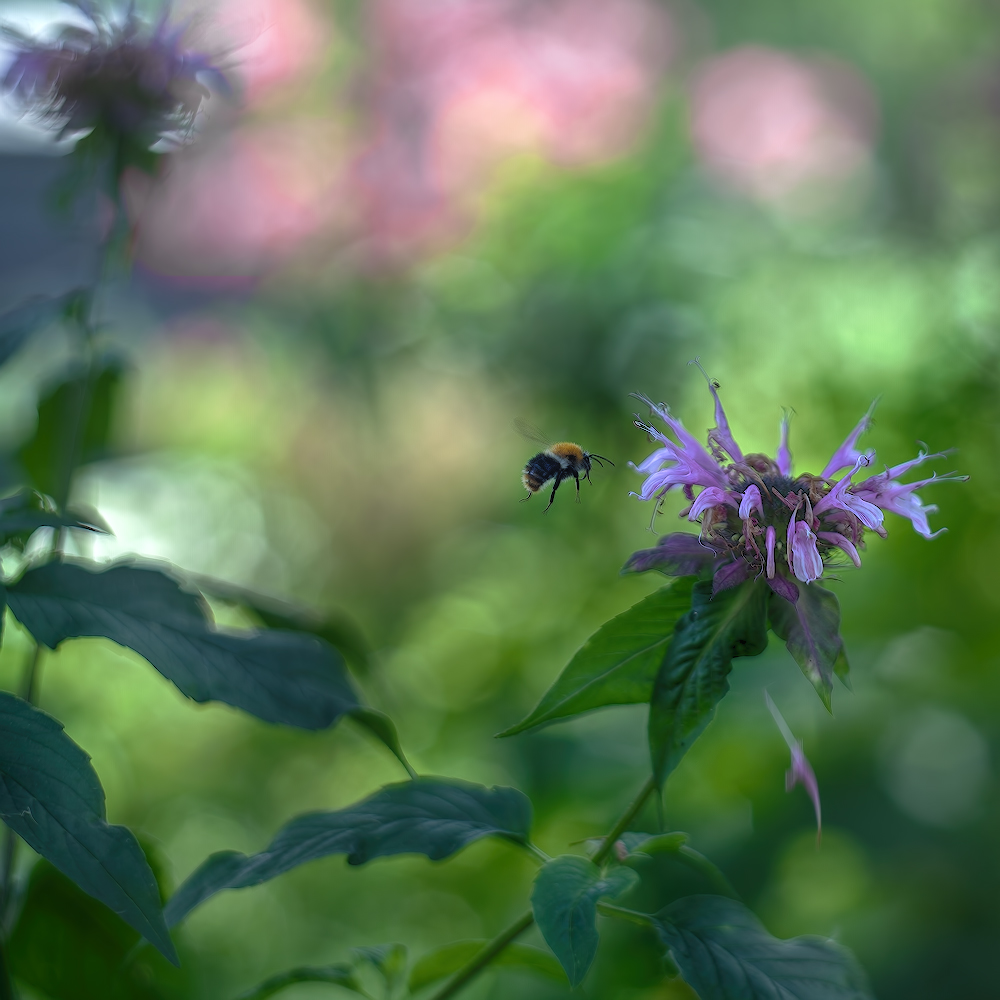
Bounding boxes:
[630,364,968,589]
[2,2,228,149]
[765,690,821,843]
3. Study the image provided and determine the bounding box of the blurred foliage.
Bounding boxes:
[3,0,1000,996]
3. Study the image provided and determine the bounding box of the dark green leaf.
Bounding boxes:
[165,778,532,926]
[349,708,418,778]
[0,693,176,963]
[619,833,740,898]
[768,584,845,711]
[531,855,639,986]
[191,573,372,676]
[498,579,694,737]
[649,581,768,786]
[654,895,873,999]
[7,562,360,730]
[9,856,188,1000]
[233,965,362,1000]
[18,357,125,507]
[0,489,105,545]
[408,940,566,993]
[352,942,407,992]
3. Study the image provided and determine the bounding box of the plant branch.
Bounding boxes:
[426,773,660,1000]
[596,900,656,927]
[427,910,535,1000]
[592,774,657,866]
[525,843,552,865]
[18,645,44,706]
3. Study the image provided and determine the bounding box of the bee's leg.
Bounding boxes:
[574,471,582,503]
[520,491,532,503]
[544,475,563,511]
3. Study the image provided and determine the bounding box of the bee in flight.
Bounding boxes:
[515,419,613,511]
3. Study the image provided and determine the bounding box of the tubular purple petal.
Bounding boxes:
[789,520,823,583]
[821,399,879,479]
[690,359,744,462]
[817,531,862,567]
[777,411,793,476]
[765,525,776,578]
[688,487,739,521]
[765,691,821,840]
[739,484,763,520]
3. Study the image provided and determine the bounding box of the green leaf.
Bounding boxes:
[7,561,360,730]
[768,584,845,711]
[349,708,418,778]
[0,692,176,964]
[165,777,532,926]
[352,942,407,993]
[531,855,639,986]
[233,965,362,1000]
[408,940,566,993]
[191,573,372,676]
[619,833,740,898]
[9,855,187,1000]
[498,579,695,737]
[649,581,768,786]
[0,489,105,546]
[18,357,125,507]
[654,895,874,999]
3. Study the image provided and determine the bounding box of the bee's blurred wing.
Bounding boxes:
[513,418,552,447]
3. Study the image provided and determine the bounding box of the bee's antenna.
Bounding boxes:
[589,455,614,467]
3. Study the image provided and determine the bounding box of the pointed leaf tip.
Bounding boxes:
[499,580,694,737]
[654,895,873,999]
[0,692,176,963]
[7,561,360,730]
[532,855,639,986]
[166,778,532,926]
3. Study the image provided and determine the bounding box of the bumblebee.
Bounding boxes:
[515,420,613,511]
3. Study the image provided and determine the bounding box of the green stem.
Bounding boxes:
[18,645,43,706]
[0,937,14,1000]
[427,911,535,1000]
[592,775,657,866]
[426,773,659,1000]
[596,901,656,927]
[525,843,552,865]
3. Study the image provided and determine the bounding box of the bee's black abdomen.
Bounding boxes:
[523,451,563,491]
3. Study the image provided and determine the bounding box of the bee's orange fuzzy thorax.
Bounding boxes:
[550,442,584,461]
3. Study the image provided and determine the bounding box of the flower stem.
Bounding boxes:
[426,773,659,1000]
[18,645,44,706]
[592,774,657,866]
[427,910,535,1000]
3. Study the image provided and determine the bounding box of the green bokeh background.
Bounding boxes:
[3,0,1000,996]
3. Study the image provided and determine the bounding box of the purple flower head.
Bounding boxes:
[765,690,821,842]
[631,367,967,589]
[3,3,228,148]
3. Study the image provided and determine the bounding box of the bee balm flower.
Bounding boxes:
[3,4,227,152]
[626,365,967,597]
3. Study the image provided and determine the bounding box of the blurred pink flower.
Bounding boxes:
[689,46,876,203]
[183,0,330,105]
[352,0,674,261]
[124,120,351,278]
[129,0,672,278]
